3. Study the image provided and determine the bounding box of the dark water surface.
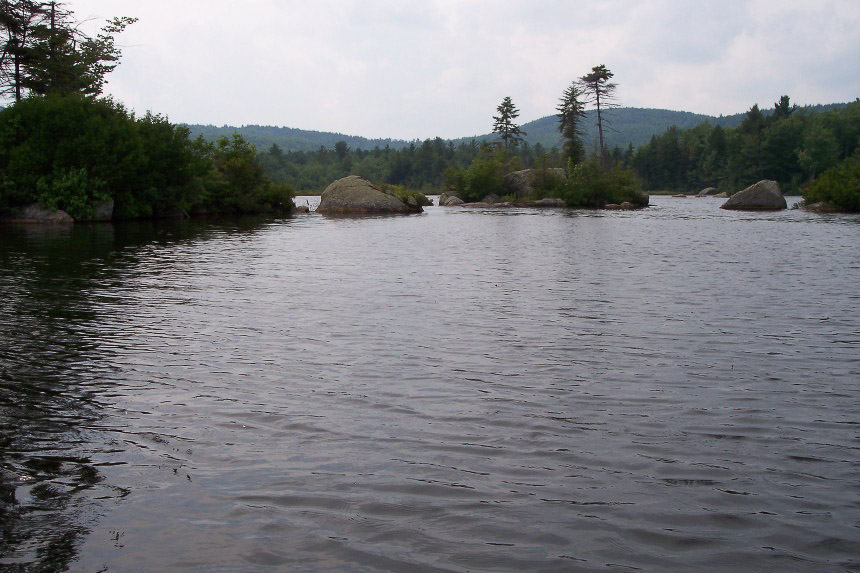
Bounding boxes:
[1,196,859,572]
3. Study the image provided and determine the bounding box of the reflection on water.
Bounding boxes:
[1,199,859,571]
[0,220,273,569]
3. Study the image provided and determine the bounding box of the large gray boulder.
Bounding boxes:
[503,168,565,198]
[721,180,786,211]
[317,176,422,214]
[6,203,75,224]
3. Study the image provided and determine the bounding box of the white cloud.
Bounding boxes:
[60,0,860,139]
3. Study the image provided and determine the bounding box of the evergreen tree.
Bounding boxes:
[0,1,135,101]
[579,64,617,166]
[492,96,526,149]
[0,0,45,101]
[556,81,586,165]
[771,95,796,122]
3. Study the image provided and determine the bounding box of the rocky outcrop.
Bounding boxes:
[697,187,720,197]
[317,176,422,214]
[503,168,565,198]
[3,203,74,224]
[721,180,786,211]
[442,196,464,206]
[482,193,501,204]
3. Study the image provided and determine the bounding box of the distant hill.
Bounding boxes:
[184,103,850,154]
[467,108,746,152]
[184,124,414,152]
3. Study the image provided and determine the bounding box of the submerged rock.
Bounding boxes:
[721,180,786,211]
[317,176,422,214]
[604,202,637,210]
[529,198,567,208]
[697,187,720,197]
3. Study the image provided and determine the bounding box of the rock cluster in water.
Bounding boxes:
[317,176,423,214]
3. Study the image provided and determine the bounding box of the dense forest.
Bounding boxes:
[245,98,856,195]
[631,97,860,194]
[256,138,560,192]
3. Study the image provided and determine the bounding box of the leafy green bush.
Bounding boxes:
[36,167,110,220]
[802,151,860,212]
[443,146,521,202]
[529,161,567,200]
[377,183,431,206]
[561,159,647,208]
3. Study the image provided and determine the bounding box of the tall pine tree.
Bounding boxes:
[579,64,617,167]
[492,96,526,149]
[557,81,586,166]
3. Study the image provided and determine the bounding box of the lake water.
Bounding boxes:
[1,196,859,572]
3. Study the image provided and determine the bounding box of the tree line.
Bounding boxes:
[257,137,564,193]
[631,96,860,194]
[260,65,622,194]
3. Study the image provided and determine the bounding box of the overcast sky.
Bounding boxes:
[66,0,860,140]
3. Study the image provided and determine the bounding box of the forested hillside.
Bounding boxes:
[186,104,848,156]
[187,101,853,194]
[631,99,859,194]
[185,124,410,152]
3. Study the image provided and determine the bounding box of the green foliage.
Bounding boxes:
[443,146,516,202]
[1,1,135,100]
[36,167,109,220]
[0,94,293,220]
[802,151,860,212]
[560,159,646,208]
[579,65,618,163]
[632,99,860,194]
[376,183,431,206]
[257,136,545,193]
[557,81,586,165]
[492,96,525,149]
[529,155,566,199]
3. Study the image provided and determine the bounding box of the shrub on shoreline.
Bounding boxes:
[801,151,860,212]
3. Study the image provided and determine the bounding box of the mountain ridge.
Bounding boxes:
[184,102,850,154]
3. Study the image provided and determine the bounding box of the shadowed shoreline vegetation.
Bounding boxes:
[0,95,294,220]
